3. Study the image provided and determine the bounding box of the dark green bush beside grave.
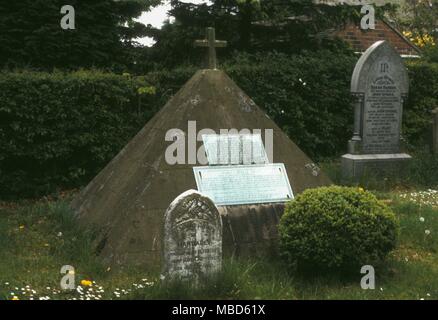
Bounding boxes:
[0,70,156,198]
[404,60,438,149]
[279,186,398,272]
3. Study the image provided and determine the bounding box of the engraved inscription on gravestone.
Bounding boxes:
[163,190,222,281]
[362,60,402,153]
[194,164,294,206]
[342,40,411,179]
[202,134,268,165]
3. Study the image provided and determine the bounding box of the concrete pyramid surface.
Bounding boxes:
[71,69,332,267]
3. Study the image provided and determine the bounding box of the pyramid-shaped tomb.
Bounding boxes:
[71,69,332,267]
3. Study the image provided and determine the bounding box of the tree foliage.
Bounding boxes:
[0,0,161,71]
[393,0,438,40]
[389,1,438,62]
[141,0,391,70]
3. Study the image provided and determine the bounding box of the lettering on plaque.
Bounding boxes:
[193,164,294,206]
[202,134,268,165]
[362,72,401,154]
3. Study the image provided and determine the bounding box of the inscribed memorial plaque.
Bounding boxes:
[193,164,294,206]
[202,134,268,165]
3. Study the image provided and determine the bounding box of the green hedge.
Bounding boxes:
[405,60,438,148]
[225,51,356,158]
[1,53,437,198]
[227,54,438,158]
[0,71,157,198]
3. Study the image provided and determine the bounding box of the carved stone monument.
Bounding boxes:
[342,41,411,179]
[196,133,294,205]
[163,190,222,281]
[72,28,331,269]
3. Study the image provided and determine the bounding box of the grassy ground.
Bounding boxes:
[0,190,437,300]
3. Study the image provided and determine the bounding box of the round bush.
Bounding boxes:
[279,186,398,271]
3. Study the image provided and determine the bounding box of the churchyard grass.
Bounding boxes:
[322,150,438,192]
[1,193,438,300]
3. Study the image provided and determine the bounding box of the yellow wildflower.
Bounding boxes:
[358,187,364,192]
[403,30,436,48]
[19,225,25,230]
[11,296,19,300]
[81,280,93,287]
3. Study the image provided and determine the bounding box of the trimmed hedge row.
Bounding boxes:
[0,53,437,198]
[405,60,438,148]
[0,71,157,197]
[226,51,356,158]
[228,54,438,158]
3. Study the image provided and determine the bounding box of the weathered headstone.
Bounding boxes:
[342,41,411,179]
[163,190,222,281]
[433,108,438,155]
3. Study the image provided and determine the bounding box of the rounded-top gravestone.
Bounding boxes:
[163,190,222,281]
[342,41,411,180]
[350,40,409,154]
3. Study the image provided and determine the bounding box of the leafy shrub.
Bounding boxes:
[225,51,356,159]
[226,53,438,159]
[404,60,438,149]
[0,70,156,198]
[279,186,398,271]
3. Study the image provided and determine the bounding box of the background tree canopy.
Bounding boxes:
[139,0,395,71]
[0,0,398,72]
[389,0,438,62]
[0,0,161,71]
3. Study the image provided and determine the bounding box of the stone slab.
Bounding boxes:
[202,133,269,165]
[193,164,294,206]
[341,153,412,179]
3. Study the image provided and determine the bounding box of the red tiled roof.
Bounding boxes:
[335,19,421,56]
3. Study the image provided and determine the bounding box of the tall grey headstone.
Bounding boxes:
[163,190,222,282]
[433,108,438,155]
[342,41,411,179]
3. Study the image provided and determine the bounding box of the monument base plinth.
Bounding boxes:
[341,153,412,180]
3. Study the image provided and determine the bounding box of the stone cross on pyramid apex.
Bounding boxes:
[194,27,227,70]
